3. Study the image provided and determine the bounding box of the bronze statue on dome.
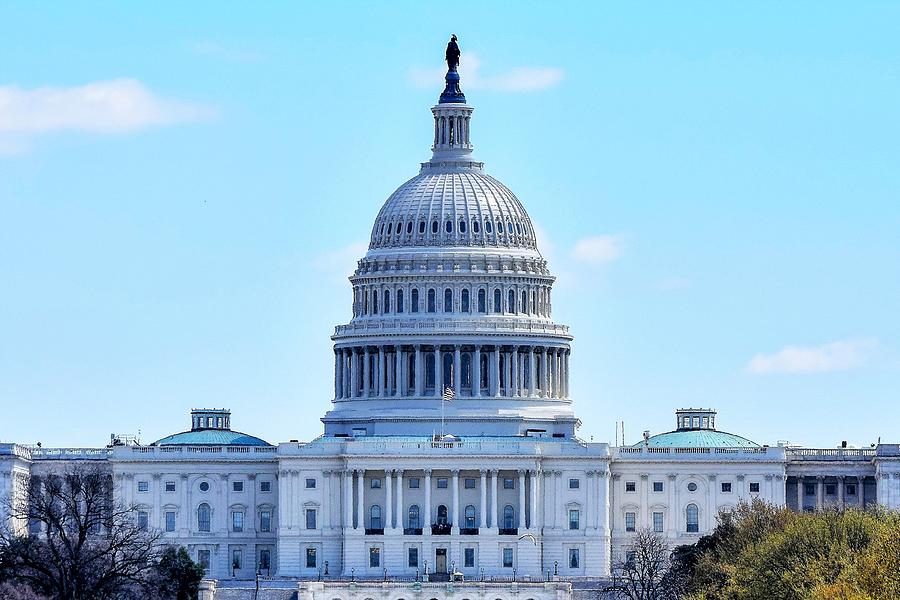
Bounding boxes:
[446,34,460,72]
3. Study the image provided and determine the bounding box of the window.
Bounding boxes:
[165,511,176,532]
[199,481,210,492]
[232,549,242,571]
[826,484,836,496]
[408,505,420,529]
[306,478,316,489]
[503,505,515,529]
[232,511,244,532]
[408,547,418,567]
[464,478,476,489]
[749,482,760,493]
[437,477,448,489]
[372,290,378,314]
[653,512,664,533]
[138,481,149,493]
[444,288,453,312]
[686,504,699,533]
[485,220,493,234]
[502,547,514,568]
[653,481,664,492]
[384,289,391,313]
[625,481,636,492]
[233,481,244,492]
[138,511,148,531]
[427,289,436,313]
[260,481,271,492]
[397,289,404,313]
[687,482,698,492]
[165,481,176,493]
[569,478,580,489]
[409,477,420,489]
[721,482,732,493]
[198,503,211,532]
[847,484,857,496]
[465,505,476,528]
[459,220,467,233]
[625,512,636,532]
[306,509,317,530]
[419,220,426,234]
[445,220,453,233]
[371,478,382,489]
[260,510,271,532]
[306,547,317,568]
[507,289,516,313]
[436,505,448,525]
[503,478,515,489]
[569,509,580,530]
[370,505,382,529]
[805,483,816,496]
[569,548,580,569]
[464,547,475,568]
[411,289,419,313]
[625,551,636,568]
[259,549,271,570]
[369,547,381,568]
[198,550,210,571]
[493,289,502,312]
[477,289,486,313]
[473,220,480,233]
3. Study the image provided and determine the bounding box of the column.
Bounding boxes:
[553,471,562,529]
[529,470,539,529]
[396,470,404,530]
[796,476,804,511]
[473,346,482,397]
[363,348,370,397]
[344,470,353,529]
[323,471,331,529]
[335,350,342,398]
[598,469,609,531]
[394,345,403,397]
[415,345,424,397]
[511,346,519,397]
[385,470,393,530]
[640,474,649,527]
[479,470,487,528]
[356,469,364,529]
[342,350,349,398]
[518,470,526,528]
[377,347,385,397]
[451,470,460,527]
[528,347,536,397]
[492,346,501,396]
[386,351,394,396]
[400,347,408,396]
[817,476,825,511]
[491,470,499,528]
[542,349,549,397]
[858,477,865,507]
[350,350,358,397]
[453,346,461,396]
[667,474,677,535]
[585,471,595,530]
[707,475,717,530]
[434,347,442,398]
[837,475,845,509]
[424,470,432,529]
[563,350,570,397]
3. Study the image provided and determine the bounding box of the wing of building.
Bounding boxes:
[2,41,900,591]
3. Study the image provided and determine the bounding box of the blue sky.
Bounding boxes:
[1,2,898,448]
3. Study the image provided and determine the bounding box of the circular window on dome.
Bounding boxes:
[687,482,698,492]
[199,481,210,492]
[459,220,467,233]
[485,220,492,234]
[432,220,439,234]
[445,220,453,233]
[407,222,413,234]
[419,220,426,234]
[473,220,480,233]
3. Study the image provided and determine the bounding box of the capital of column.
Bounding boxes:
[152,473,162,480]
[640,473,649,480]
[666,473,677,481]
[736,474,745,481]
[586,471,595,479]
[707,474,717,481]
[451,469,460,476]
[816,475,826,481]
[765,474,774,481]
[424,469,432,476]
[479,469,487,476]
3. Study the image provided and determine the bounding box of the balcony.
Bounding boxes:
[431,523,452,535]
[498,528,518,535]
[460,527,479,535]
[364,528,384,535]
[403,528,423,536]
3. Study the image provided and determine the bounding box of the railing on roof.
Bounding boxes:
[283,436,607,457]
[612,446,782,460]
[334,317,571,338]
[786,448,876,461]
[113,445,276,459]
[28,447,111,460]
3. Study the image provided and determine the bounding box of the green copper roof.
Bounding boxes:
[154,429,271,446]
[638,429,759,448]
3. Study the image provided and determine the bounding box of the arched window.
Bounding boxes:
[465,505,476,528]
[473,220,480,233]
[363,289,369,314]
[496,220,504,236]
[407,221,413,234]
[198,503,211,532]
[408,505,420,529]
[445,220,453,233]
[432,220,439,234]
[507,289,516,314]
[396,221,403,236]
[407,353,416,390]
[437,504,448,526]
[397,289,404,313]
[425,354,435,388]
[387,222,392,235]
[461,353,471,388]
[443,352,453,388]
[686,504,699,533]
[521,290,528,314]
[493,289,502,313]
[480,353,489,390]
[411,289,419,313]
[507,222,514,234]
[383,290,391,314]
[478,289,486,313]
[485,220,493,234]
[459,220,467,233]
[427,289,436,313]
[461,289,470,312]
[419,220,426,234]
[370,505,382,529]
[503,505,515,529]
[444,288,453,313]
[372,290,379,315]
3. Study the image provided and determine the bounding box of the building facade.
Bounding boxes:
[2,45,900,586]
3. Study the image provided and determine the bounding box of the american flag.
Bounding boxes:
[442,387,455,402]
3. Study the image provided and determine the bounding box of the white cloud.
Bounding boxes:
[0,79,212,144]
[571,235,624,265]
[746,339,877,375]
[190,41,263,63]
[410,52,564,93]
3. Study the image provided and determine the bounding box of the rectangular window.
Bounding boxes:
[502,547,514,568]
[653,481,664,492]
[569,548,580,569]
[232,511,244,532]
[569,478,580,489]
[165,511,176,532]
[625,481,636,492]
[260,481,271,492]
[369,547,381,568]
[232,549,242,570]
[653,512,664,533]
[306,547,317,568]
[233,481,244,492]
[464,547,475,568]
[304,509,317,530]
[847,484,857,496]
[749,482,760,493]
[260,510,271,532]
[503,478,515,489]
[137,481,149,493]
[408,547,418,568]
[371,478,382,489]
[625,551,636,567]
[569,509,580,530]
[165,481,176,493]
[805,483,816,496]
[306,478,317,489]
[721,482,732,493]
[409,477,420,489]
[826,484,836,495]
[437,477,448,489]
[198,550,210,571]
[259,549,271,570]
[464,478,476,489]
[137,510,148,531]
[625,512,636,532]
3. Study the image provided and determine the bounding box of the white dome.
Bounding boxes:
[369,168,538,251]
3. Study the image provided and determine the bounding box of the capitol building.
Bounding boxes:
[2,40,900,597]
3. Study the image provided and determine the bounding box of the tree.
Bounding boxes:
[0,464,162,600]
[611,528,681,600]
[0,582,50,600]
[150,546,204,600]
